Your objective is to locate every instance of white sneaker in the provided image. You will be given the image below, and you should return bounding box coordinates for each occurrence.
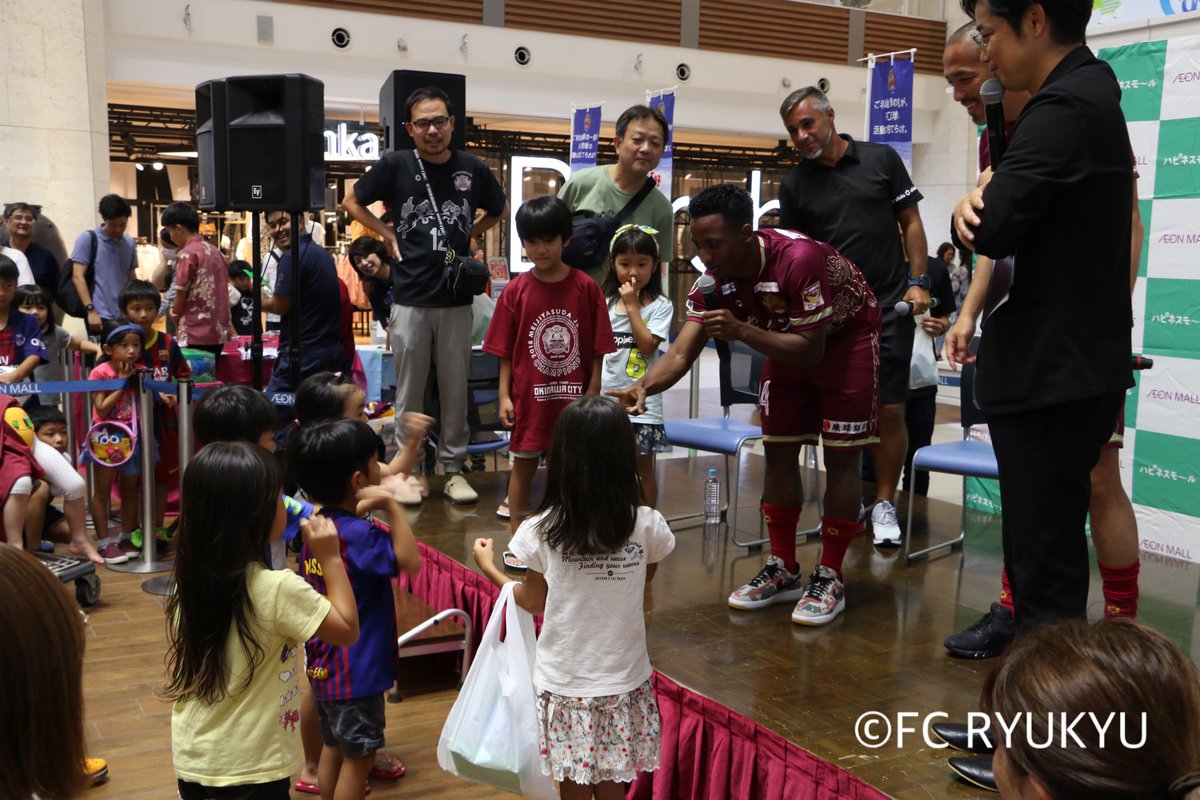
[442,474,478,504]
[871,500,902,546]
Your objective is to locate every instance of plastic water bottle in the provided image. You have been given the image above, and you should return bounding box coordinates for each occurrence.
[704,468,721,525]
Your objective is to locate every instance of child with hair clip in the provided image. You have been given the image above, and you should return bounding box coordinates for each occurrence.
[15,284,100,409]
[85,318,147,564]
[474,396,675,800]
[291,418,421,800]
[600,224,674,508]
[166,442,359,800]
[288,371,432,507]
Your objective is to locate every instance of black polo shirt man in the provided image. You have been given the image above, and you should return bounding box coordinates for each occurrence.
[952,0,1133,628]
[777,86,931,546]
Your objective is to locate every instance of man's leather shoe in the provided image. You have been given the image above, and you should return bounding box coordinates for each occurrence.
[932,721,995,753]
[948,755,997,793]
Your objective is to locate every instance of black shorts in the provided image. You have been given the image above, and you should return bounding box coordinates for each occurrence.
[878,312,916,406]
[42,505,65,537]
[316,694,386,758]
[177,778,290,800]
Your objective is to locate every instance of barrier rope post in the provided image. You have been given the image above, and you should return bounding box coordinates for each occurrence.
[62,347,78,472]
[108,370,172,577]
[177,377,194,478]
[80,377,97,516]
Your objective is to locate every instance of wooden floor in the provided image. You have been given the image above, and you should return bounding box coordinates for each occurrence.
[76,388,1200,799]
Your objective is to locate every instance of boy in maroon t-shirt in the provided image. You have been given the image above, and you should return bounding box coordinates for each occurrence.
[483,197,615,557]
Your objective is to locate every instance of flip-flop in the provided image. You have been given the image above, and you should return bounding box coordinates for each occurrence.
[502,550,528,571]
[369,760,407,779]
[294,780,371,795]
[496,499,511,520]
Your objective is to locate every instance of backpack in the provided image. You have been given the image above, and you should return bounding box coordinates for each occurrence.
[561,178,656,271]
[57,230,96,318]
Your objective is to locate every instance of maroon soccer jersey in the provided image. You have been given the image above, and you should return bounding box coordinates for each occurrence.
[483,269,615,452]
[686,228,879,340]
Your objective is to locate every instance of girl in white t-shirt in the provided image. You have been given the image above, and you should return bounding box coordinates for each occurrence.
[474,395,675,799]
[600,225,674,508]
[165,442,359,800]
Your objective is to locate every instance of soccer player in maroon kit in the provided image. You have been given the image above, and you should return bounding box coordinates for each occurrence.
[609,184,882,625]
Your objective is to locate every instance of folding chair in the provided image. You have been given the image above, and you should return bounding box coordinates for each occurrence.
[465,347,508,468]
[904,358,998,564]
[664,340,820,548]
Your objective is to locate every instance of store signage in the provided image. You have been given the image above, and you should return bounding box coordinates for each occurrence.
[507,156,779,272]
[324,122,380,161]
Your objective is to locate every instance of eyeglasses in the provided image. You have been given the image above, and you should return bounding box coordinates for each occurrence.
[969,26,995,48]
[7,214,35,224]
[409,116,450,132]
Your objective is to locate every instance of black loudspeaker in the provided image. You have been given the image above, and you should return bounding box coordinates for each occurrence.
[379,70,466,153]
[224,74,325,210]
[196,79,229,210]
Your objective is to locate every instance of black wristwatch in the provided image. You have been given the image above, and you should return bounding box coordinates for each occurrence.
[85,303,95,312]
[907,275,930,289]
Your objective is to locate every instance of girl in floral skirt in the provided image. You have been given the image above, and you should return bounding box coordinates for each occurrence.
[474,395,675,798]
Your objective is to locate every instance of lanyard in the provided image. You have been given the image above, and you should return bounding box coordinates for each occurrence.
[413,152,458,262]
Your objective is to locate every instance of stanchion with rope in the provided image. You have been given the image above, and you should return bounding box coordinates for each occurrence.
[141,377,192,597]
[106,370,172,577]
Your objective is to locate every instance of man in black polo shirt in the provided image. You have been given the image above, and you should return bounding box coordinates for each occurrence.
[342,86,506,504]
[777,87,931,547]
[261,209,342,408]
[952,0,1133,630]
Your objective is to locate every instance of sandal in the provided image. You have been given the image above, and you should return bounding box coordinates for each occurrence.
[369,759,407,780]
[294,780,371,795]
[502,550,527,571]
[496,498,510,520]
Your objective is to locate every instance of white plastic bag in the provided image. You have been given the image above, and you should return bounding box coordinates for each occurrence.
[909,312,938,390]
[437,583,556,799]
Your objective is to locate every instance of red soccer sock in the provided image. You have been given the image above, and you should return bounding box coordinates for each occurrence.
[998,567,1015,612]
[1099,560,1140,618]
[817,516,863,579]
[762,502,802,574]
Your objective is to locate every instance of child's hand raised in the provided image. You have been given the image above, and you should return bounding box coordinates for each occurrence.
[619,277,640,309]
[355,485,396,515]
[401,412,435,441]
[301,515,341,562]
[472,537,496,568]
[113,359,137,379]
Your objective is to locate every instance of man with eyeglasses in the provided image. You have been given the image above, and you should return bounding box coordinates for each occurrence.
[342,86,506,505]
[951,0,1133,635]
[3,204,55,295]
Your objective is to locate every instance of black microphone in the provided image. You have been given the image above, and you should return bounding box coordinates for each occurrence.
[981,78,1007,169]
[695,273,719,312]
[894,297,940,316]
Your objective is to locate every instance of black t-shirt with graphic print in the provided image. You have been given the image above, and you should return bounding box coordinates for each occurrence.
[353,149,506,308]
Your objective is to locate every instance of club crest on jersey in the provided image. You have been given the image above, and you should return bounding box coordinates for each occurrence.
[802,282,824,311]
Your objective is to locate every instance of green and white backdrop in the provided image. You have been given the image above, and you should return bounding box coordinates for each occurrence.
[966,35,1200,564]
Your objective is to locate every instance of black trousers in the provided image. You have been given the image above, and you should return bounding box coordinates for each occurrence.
[986,392,1123,628]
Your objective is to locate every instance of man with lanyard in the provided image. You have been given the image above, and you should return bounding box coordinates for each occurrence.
[609,184,882,626]
[342,87,506,504]
[777,86,931,549]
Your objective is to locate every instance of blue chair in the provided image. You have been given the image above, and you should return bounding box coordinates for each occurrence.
[465,347,508,467]
[664,340,820,548]
[904,358,998,564]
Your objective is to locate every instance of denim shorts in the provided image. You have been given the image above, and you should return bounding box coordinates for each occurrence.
[316,694,386,758]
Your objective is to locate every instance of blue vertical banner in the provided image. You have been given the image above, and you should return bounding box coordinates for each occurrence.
[646,88,675,198]
[570,104,602,171]
[867,55,914,174]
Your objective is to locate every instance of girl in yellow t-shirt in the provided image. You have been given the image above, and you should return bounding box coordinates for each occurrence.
[165,442,359,799]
